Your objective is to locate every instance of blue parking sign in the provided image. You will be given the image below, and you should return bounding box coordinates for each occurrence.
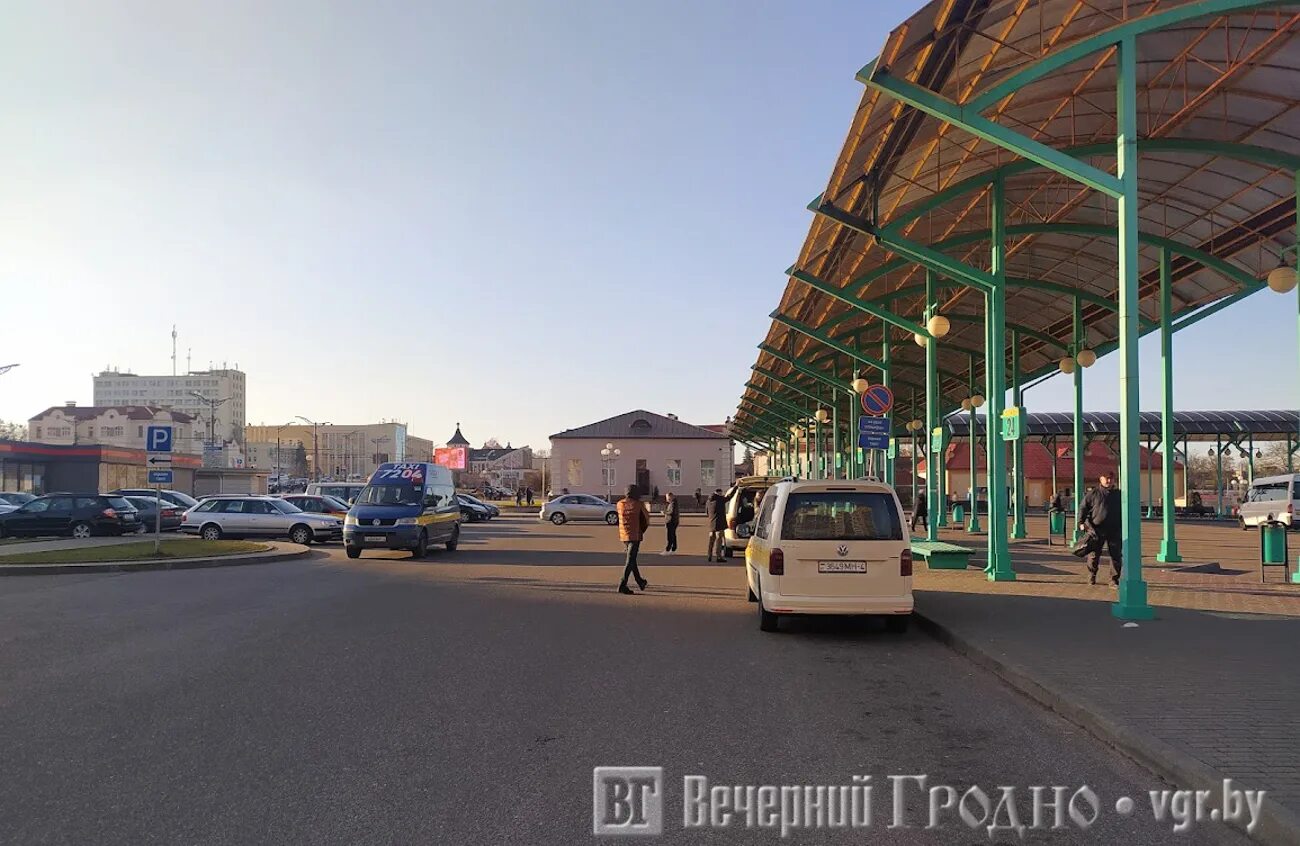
[857,416,891,450]
[146,426,173,453]
[148,469,174,485]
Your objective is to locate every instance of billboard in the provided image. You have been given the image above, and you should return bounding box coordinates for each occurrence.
[434,446,467,471]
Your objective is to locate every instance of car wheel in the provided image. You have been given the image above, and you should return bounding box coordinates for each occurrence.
[756,575,778,632]
[289,525,314,546]
[551,512,567,526]
[604,512,618,526]
[446,525,460,552]
[345,545,362,559]
[747,583,758,603]
[412,529,428,558]
[885,614,911,634]
[1240,517,1248,531]
[71,522,93,540]
[200,524,223,541]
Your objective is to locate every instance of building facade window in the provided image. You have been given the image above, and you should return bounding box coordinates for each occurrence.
[567,459,583,488]
[700,459,716,488]
[666,459,682,487]
[601,465,616,488]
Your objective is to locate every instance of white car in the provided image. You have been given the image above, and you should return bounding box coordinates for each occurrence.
[744,479,913,633]
[539,494,618,526]
[1239,473,1300,529]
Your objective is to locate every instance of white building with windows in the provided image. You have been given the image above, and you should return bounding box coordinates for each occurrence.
[548,410,732,500]
[28,403,200,454]
[93,368,246,446]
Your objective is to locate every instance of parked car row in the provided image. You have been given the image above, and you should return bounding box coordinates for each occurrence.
[0,494,144,538]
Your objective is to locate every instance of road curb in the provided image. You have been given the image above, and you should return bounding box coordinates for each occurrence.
[914,609,1300,846]
[0,543,312,576]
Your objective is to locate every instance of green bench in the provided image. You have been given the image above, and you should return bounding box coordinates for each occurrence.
[910,540,974,570]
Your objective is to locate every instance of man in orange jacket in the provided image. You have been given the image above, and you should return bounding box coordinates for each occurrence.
[616,485,650,595]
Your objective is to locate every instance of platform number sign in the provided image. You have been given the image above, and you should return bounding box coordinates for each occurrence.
[146,425,173,453]
[1001,407,1023,441]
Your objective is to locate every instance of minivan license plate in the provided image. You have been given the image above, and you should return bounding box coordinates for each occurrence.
[364,535,386,542]
[819,561,867,573]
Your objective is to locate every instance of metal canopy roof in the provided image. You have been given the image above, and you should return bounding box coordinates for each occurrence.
[736,0,1300,437]
[945,409,1300,440]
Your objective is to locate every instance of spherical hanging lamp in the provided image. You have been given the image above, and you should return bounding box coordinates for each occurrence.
[926,315,951,338]
[1075,348,1098,368]
[913,333,927,347]
[851,377,870,394]
[1266,266,1298,294]
[1059,357,1076,374]
[970,395,986,408]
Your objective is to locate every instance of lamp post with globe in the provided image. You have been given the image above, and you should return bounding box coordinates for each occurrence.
[962,394,985,533]
[600,443,621,502]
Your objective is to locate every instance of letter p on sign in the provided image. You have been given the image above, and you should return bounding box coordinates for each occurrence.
[146,425,173,453]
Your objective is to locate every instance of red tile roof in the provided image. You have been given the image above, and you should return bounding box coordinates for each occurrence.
[30,405,195,423]
[919,441,1179,478]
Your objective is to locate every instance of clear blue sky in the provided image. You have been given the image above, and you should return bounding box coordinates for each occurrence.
[1,1,1294,452]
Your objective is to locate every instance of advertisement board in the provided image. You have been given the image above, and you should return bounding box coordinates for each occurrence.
[434,446,467,471]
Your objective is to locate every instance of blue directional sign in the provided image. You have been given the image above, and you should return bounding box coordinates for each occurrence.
[148,469,174,485]
[146,425,173,453]
[857,416,892,450]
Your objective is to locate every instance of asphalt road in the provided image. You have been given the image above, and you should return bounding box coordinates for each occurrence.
[0,515,1249,844]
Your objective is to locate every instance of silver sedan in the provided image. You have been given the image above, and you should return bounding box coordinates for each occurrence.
[180,495,343,544]
[539,494,618,526]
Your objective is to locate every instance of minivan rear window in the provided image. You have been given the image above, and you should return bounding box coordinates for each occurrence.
[781,492,902,541]
[106,497,134,510]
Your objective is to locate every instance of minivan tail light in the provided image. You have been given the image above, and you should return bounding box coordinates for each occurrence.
[900,547,913,577]
[769,548,784,576]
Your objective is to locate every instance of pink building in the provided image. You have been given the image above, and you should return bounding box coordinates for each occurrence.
[549,410,732,501]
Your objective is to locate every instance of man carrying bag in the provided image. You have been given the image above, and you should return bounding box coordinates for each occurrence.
[616,485,650,595]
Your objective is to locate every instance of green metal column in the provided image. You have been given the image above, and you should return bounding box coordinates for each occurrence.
[882,333,895,487]
[985,175,1014,580]
[909,388,919,514]
[814,410,823,480]
[1011,329,1027,538]
[1157,246,1181,562]
[1072,298,1086,544]
[1248,434,1256,485]
[925,272,944,537]
[832,403,840,480]
[1215,437,1224,518]
[967,352,981,534]
[1112,35,1153,620]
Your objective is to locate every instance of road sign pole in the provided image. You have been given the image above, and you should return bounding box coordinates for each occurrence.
[154,480,162,555]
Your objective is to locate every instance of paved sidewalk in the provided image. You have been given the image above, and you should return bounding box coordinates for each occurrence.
[914,588,1300,844]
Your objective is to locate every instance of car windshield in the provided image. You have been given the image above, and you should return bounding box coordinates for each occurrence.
[781,491,903,541]
[357,482,424,506]
[270,500,302,514]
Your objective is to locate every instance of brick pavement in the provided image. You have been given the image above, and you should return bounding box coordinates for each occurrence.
[911,515,1300,842]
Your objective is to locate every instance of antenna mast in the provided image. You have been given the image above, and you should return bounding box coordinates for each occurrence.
[171,325,177,375]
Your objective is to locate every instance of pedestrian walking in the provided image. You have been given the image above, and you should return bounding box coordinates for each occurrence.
[526,487,534,507]
[662,492,679,554]
[694,489,703,509]
[705,488,727,562]
[909,493,928,532]
[1078,472,1123,586]
[515,488,523,506]
[616,485,649,594]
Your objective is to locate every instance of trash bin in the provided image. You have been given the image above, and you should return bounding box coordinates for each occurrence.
[951,504,965,524]
[1049,510,1065,535]
[1261,521,1288,564]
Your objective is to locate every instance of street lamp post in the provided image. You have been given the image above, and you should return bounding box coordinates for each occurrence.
[370,436,390,472]
[600,442,621,501]
[190,391,230,467]
[295,416,333,482]
[962,394,986,533]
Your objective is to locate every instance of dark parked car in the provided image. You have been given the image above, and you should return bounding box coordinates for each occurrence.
[123,496,183,532]
[0,492,36,507]
[280,494,351,521]
[0,494,141,539]
[110,488,199,511]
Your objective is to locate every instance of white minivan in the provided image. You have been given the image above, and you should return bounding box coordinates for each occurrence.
[744,479,913,633]
[1239,474,1300,529]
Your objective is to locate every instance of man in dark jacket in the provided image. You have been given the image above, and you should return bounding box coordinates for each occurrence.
[705,489,727,562]
[662,492,680,554]
[1078,473,1123,585]
[910,493,928,533]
